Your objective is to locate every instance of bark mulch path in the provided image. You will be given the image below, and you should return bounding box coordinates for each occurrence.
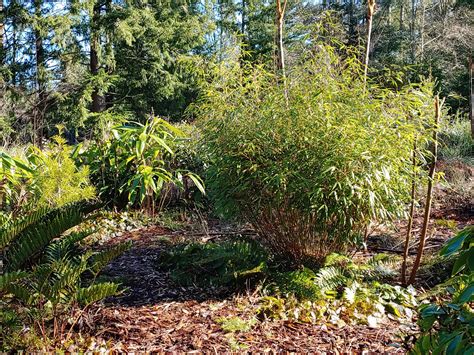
[77,164,472,352]
[83,226,410,353]
[87,301,407,352]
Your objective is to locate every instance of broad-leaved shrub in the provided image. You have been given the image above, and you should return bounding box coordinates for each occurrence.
[77,117,204,214]
[412,226,474,354]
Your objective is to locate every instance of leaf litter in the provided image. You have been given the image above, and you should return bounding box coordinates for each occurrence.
[77,182,470,352]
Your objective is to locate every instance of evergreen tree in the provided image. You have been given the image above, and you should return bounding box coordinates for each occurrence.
[111,0,212,119]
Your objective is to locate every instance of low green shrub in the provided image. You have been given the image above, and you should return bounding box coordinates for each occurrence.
[269,253,400,300]
[0,136,95,218]
[160,238,414,328]
[77,117,204,214]
[0,202,131,350]
[254,252,414,327]
[159,238,268,287]
[412,226,474,354]
[198,46,436,263]
[272,267,321,300]
[439,118,474,166]
[257,280,417,327]
[34,136,96,208]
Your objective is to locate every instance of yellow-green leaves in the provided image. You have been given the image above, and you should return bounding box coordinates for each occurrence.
[198,45,437,262]
[0,138,96,216]
[79,117,204,214]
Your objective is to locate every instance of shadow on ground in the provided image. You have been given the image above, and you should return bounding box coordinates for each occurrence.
[99,225,251,306]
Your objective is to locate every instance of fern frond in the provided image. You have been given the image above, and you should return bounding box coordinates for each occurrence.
[29,263,55,296]
[4,203,93,271]
[77,282,120,305]
[3,283,33,304]
[0,207,49,249]
[33,256,90,304]
[50,261,88,303]
[0,213,12,229]
[0,271,28,290]
[89,241,132,275]
[363,254,399,280]
[63,229,96,246]
[315,266,347,291]
[43,229,95,264]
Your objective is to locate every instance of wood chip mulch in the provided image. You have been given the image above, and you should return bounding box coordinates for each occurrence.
[86,301,407,353]
[81,177,473,352]
[80,226,410,353]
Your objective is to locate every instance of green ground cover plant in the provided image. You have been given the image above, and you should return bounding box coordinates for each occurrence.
[411,226,474,354]
[159,238,417,328]
[0,202,131,350]
[159,238,268,287]
[258,254,416,327]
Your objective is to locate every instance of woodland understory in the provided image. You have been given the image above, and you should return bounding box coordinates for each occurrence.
[1,0,473,352]
[47,165,474,352]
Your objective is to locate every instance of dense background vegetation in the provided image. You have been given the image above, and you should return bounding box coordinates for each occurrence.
[0,0,473,352]
[0,0,472,144]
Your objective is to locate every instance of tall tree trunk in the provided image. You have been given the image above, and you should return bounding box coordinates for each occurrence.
[11,0,17,86]
[420,0,425,60]
[407,96,440,285]
[275,0,288,103]
[399,1,404,31]
[104,0,114,110]
[218,0,224,62]
[241,0,245,38]
[348,0,357,45]
[0,0,4,66]
[239,0,248,65]
[387,2,391,26]
[470,57,474,138]
[34,0,46,146]
[401,141,417,285]
[364,0,375,83]
[275,0,286,73]
[90,1,105,113]
[410,0,416,63]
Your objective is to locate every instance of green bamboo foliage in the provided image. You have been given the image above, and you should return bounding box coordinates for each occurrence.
[198,46,437,263]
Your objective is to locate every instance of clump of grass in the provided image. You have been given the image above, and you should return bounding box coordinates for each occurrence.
[434,218,458,231]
